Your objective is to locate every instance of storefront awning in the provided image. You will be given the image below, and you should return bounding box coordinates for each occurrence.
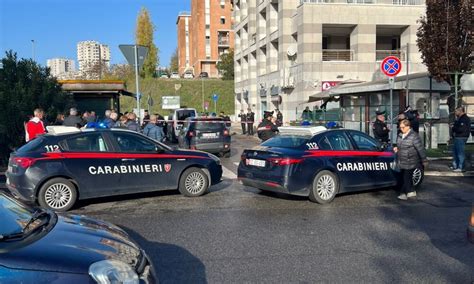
[308,72,451,102]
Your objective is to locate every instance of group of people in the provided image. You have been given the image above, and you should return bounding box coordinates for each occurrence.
[238,108,283,141]
[25,107,169,143]
[373,105,471,200]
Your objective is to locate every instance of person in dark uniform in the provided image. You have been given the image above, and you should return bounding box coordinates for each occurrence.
[238,109,247,135]
[275,109,283,127]
[372,110,390,143]
[257,111,278,142]
[246,108,255,136]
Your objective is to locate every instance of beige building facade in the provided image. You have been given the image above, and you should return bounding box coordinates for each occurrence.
[234,0,427,123]
[177,0,235,78]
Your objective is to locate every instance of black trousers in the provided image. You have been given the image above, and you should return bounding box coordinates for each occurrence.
[247,123,254,135]
[400,168,415,194]
[241,123,246,134]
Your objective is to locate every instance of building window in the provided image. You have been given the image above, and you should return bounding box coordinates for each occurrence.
[220,17,226,25]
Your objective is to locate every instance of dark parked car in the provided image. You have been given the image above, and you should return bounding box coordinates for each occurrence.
[6,127,222,211]
[198,72,209,78]
[0,192,156,283]
[177,117,231,157]
[238,126,424,204]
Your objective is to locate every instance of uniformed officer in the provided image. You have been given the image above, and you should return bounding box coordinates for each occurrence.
[246,108,255,136]
[372,110,390,143]
[238,109,247,134]
[257,111,278,142]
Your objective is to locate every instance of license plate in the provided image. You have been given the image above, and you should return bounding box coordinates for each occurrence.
[202,133,218,138]
[247,159,266,167]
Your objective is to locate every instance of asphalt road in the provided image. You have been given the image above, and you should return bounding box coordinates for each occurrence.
[61,134,474,283]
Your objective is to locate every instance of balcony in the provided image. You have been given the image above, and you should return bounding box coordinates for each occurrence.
[376,50,406,61]
[218,37,230,46]
[299,0,424,5]
[322,49,354,61]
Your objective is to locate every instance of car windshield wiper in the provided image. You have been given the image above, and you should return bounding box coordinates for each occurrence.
[22,208,50,234]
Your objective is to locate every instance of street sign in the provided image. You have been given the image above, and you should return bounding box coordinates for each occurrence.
[162,96,180,109]
[119,45,149,68]
[147,95,154,107]
[380,56,402,77]
[212,94,219,102]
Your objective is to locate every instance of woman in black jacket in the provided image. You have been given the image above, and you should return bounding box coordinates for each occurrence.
[393,119,428,200]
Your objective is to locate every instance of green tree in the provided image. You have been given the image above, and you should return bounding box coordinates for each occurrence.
[217,49,234,80]
[0,51,72,164]
[169,48,179,72]
[417,0,472,83]
[136,7,159,78]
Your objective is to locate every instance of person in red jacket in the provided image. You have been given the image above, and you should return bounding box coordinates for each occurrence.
[25,108,46,142]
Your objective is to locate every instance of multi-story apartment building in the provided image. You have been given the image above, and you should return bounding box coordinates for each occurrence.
[77,40,110,76]
[46,58,75,78]
[234,0,427,123]
[177,0,234,78]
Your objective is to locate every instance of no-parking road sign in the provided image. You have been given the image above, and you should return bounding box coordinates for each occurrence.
[380,56,402,77]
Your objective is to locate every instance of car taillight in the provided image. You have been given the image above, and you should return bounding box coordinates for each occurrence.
[241,154,246,161]
[268,158,303,166]
[12,157,37,169]
[223,129,229,136]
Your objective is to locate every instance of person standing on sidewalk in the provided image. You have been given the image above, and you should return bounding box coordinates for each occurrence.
[373,110,390,144]
[238,109,247,135]
[393,119,428,200]
[451,107,471,172]
[25,108,46,142]
[246,108,255,136]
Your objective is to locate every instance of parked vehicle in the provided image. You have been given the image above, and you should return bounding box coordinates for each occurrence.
[183,71,194,79]
[198,72,209,78]
[166,108,198,142]
[170,72,180,79]
[178,117,231,157]
[0,191,157,282]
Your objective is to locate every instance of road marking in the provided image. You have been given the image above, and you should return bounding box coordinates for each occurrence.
[222,165,237,179]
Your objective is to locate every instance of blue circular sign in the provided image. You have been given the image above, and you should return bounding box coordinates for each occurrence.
[381,56,402,77]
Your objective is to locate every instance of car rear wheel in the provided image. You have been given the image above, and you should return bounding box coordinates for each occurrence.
[38,178,77,212]
[309,170,339,204]
[179,167,209,197]
[412,167,424,188]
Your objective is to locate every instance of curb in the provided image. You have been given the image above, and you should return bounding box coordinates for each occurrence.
[424,170,474,177]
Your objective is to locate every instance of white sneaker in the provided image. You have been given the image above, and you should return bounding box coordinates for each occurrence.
[398,194,408,200]
[407,191,417,198]
[453,168,463,172]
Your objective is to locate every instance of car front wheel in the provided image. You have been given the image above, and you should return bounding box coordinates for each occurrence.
[179,167,209,197]
[309,170,339,204]
[38,178,77,212]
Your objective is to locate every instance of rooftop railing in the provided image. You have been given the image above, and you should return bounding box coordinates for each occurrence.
[300,0,424,5]
[322,49,354,61]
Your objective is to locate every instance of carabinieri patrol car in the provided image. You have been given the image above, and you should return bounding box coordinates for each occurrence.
[6,126,223,211]
[238,126,423,204]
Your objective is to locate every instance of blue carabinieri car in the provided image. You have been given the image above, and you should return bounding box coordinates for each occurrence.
[238,126,423,203]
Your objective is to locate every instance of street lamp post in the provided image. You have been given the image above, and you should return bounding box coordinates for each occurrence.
[31,40,35,62]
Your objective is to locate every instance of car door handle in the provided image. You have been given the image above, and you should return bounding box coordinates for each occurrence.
[121,158,136,161]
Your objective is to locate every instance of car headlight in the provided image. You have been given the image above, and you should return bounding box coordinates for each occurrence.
[89,260,139,284]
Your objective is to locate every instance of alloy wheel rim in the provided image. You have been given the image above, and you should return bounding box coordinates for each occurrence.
[185,172,205,194]
[316,175,335,200]
[412,168,422,186]
[45,183,72,209]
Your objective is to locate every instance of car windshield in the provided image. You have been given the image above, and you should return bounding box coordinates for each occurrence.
[261,135,311,149]
[0,194,34,236]
[177,110,196,121]
[194,120,224,131]
[16,137,44,153]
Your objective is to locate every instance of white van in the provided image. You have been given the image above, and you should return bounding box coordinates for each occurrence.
[167,108,197,142]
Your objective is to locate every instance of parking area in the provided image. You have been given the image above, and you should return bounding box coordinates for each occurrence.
[1,132,473,282]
